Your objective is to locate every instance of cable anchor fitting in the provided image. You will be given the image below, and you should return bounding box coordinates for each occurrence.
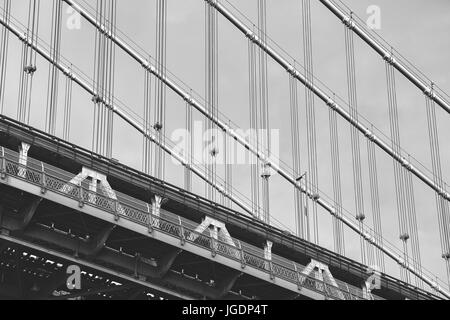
[400,233,410,242]
[154,122,163,132]
[92,94,103,104]
[24,65,37,75]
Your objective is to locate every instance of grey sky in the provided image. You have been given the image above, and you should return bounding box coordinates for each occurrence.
[1,0,450,289]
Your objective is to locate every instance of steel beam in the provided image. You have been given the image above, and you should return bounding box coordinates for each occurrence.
[49,283,135,300]
[161,271,243,300]
[87,225,116,257]
[0,234,195,300]
[0,197,41,231]
[215,272,243,299]
[156,249,182,277]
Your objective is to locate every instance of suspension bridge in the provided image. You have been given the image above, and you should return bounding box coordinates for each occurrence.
[0,0,449,300]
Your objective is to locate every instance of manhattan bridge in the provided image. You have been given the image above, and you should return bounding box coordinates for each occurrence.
[0,0,449,300]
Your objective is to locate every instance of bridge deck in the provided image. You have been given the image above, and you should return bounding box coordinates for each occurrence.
[0,115,439,300]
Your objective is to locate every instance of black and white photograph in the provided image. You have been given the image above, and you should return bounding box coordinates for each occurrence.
[0,0,449,307]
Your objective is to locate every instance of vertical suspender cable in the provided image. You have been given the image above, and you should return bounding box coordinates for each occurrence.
[107,0,117,159]
[0,0,11,114]
[344,17,369,265]
[425,86,450,289]
[224,120,233,207]
[367,133,385,273]
[248,35,260,219]
[385,57,412,284]
[184,96,193,191]
[93,0,116,158]
[257,0,271,225]
[289,73,305,239]
[62,65,73,140]
[329,96,345,255]
[143,57,153,175]
[302,0,319,244]
[205,0,219,202]
[45,0,62,135]
[405,155,422,288]
[154,0,167,181]
[18,0,40,125]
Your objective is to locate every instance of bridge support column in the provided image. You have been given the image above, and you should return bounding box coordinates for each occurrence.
[362,266,380,300]
[60,167,124,220]
[188,217,238,259]
[151,195,163,229]
[18,142,30,178]
[264,240,274,279]
[0,147,6,179]
[362,283,374,300]
[300,259,345,300]
[210,225,219,257]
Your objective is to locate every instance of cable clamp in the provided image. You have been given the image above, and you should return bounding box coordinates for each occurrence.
[246,31,257,43]
[92,94,103,104]
[326,98,337,110]
[184,95,194,105]
[24,65,37,74]
[383,53,396,65]
[342,16,355,29]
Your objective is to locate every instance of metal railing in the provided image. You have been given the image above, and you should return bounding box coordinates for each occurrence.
[0,146,380,300]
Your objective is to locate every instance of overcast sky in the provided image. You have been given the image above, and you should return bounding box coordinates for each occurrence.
[1,0,450,291]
